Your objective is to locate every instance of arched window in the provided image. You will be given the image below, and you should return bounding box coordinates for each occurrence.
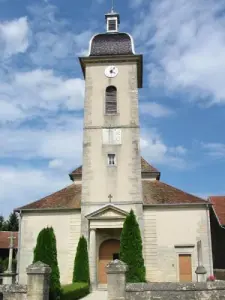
[105,86,117,114]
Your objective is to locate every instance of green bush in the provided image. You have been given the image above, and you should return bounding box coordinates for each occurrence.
[33,227,61,300]
[119,209,146,283]
[73,236,90,283]
[61,282,89,300]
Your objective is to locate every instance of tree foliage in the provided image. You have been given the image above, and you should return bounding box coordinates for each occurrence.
[0,212,19,231]
[33,227,61,300]
[73,236,90,283]
[7,212,19,231]
[119,209,146,283]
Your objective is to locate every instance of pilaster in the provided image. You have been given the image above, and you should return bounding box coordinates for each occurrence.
[89,228,97,290]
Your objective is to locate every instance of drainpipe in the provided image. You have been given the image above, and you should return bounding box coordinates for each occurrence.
[16,210,22,283]
[206,205,213,275]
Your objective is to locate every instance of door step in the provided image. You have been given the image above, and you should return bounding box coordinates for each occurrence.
[98,284,107,291]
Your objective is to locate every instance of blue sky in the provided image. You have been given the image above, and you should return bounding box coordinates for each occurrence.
[1,0,225,216]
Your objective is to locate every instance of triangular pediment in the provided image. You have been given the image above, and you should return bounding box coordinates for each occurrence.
[86,204,128,220]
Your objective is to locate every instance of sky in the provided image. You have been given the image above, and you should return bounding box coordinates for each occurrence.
[1,0,225,216]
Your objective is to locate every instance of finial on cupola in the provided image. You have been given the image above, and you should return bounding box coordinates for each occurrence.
[105,0,120,33]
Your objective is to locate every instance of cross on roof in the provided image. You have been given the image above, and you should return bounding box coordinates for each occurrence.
[8,232,16,249]
[108,194,113,203]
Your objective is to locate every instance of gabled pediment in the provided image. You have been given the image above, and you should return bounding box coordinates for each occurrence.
[86,204,128,220]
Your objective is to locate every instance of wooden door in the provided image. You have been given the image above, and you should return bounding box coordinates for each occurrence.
[98,239,120,284]
[179,254,192,282]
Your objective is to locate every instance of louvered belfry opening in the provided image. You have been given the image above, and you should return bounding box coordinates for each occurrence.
[105,86,117,114]
[108,19,117,31]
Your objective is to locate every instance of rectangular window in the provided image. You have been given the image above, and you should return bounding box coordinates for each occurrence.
[108,154,116,166]
[108,19,117,32]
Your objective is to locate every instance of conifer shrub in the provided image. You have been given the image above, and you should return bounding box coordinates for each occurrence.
[119,209,146,283]
[33,227,61,300]
[73,236,90,283]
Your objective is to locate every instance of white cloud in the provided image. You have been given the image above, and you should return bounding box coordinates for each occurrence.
[0,118,83,164]
[140,128,187,169]
[0,17,30,58]
[140,102,174,118]
[133,0,225,105]
[0,166,70,216]
[0,100,24,123]
[202,142,225,158]
[130,0,144,8]
[27,3,93,67]
[48,159,64,169]
[0,69,85,123]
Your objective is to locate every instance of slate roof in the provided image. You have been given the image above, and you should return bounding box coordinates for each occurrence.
[89,33,134,56]
[69,157,160,179]
[209,196,225,226]
[17,179,206,211]
[0,232,18,249]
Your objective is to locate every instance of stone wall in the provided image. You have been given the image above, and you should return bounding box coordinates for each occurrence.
[0,284,27,300]
[0,262,51,300]
[126,282,225,300]
[106,260,225,300]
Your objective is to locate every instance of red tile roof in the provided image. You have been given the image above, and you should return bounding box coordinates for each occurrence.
[209,196,225,226]
[141,157,159,173]
[0,232,18,249]
[16,184,81,210]
[17,180,206,211]
[143,181,206,205]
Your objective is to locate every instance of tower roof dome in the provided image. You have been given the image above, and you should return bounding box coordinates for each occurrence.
[89,32,135,56]
[88,8,135,57]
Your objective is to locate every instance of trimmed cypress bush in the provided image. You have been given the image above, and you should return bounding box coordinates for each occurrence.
[73,236,90,283]
[33,227,61,300]
[119,209,146,283]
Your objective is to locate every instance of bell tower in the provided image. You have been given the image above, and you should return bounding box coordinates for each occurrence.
[79,9,143,238]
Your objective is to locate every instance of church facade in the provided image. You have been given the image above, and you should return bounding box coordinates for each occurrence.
[15,10,213,288]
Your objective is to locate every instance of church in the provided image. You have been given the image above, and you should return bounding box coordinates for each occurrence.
[15,8,213,288]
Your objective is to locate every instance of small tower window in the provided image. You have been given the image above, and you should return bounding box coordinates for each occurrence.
[105,10,120,33]
[105,86,117,114]
[107,17,118,32]
[108,154,116,166]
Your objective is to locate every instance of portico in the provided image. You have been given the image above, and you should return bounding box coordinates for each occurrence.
[86,205,128,289]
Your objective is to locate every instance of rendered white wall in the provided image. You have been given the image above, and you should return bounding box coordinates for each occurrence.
[18,210,81,285]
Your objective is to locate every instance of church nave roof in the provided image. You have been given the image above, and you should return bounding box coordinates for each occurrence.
[16,176,206,211]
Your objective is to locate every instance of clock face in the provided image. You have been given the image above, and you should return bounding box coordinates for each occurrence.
[105,66,118,78]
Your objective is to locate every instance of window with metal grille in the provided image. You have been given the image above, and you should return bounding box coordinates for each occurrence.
[108,19,117,32]
[105,86,117,114]
[108,154,116,166]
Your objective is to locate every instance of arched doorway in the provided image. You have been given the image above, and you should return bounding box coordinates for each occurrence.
[98,239,120,284]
